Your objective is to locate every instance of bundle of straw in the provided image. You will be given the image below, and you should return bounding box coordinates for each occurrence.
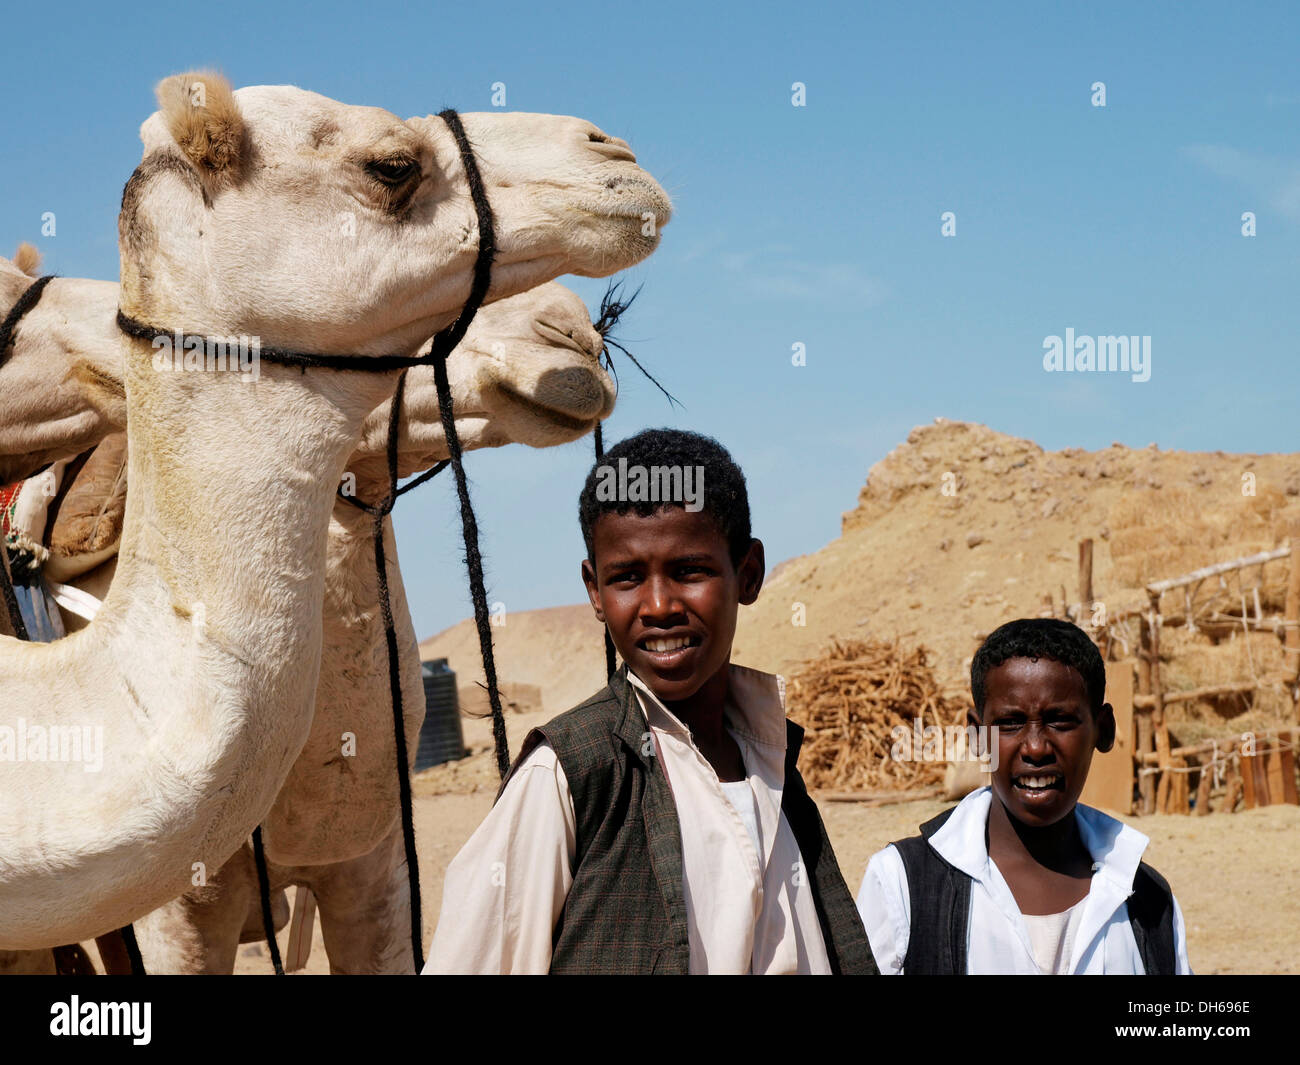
[787,638,967,791]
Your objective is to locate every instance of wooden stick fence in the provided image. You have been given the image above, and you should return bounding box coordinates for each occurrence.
[1049,534,1300,814]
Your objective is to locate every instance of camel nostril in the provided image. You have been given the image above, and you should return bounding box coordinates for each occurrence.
[586,131,637,164]
[534,319,602,360]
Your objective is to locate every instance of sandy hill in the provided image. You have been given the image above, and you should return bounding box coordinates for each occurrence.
[419,603,608,716]
[423,418,1300,720]
[734,418,1300,691]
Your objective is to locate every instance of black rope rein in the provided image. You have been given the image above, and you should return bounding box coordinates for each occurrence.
[250,826,285,975]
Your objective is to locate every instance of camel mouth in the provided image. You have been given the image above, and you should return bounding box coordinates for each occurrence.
[591,176,673,227]
[493,380,601,434]
[595,204,672,226]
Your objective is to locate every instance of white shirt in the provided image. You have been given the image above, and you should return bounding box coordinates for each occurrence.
[856,787,1193,975]
[1023,901,1085,974]
[720,779,761,854]
[423,664,831,974]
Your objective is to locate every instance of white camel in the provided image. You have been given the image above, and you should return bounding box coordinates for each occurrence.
[0,70,668,949]
[83,283,613,973]
[1,255,616,973]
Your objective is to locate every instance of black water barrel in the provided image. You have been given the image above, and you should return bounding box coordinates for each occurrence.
[415,658,464,771]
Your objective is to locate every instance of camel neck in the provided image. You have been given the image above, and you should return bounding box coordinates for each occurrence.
[109,334,396,660]
[261,500,418,864]
[0,332,400,949]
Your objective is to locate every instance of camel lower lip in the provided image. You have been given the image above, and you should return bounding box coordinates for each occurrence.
[493,382,595,433]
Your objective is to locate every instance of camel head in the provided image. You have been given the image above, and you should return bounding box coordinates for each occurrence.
[0,252,124,484]
[119,72,672,358]
[347,281,616,485]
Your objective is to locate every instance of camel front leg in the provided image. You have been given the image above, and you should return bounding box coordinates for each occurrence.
[120,844,261,975]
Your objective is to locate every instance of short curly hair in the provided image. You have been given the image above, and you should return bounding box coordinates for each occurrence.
[971,617,1105,717]
[578,428,752,566]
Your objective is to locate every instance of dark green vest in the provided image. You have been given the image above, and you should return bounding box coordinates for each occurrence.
[500,667,878,975]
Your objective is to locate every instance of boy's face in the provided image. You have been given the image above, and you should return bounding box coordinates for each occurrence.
[968,656,1115,828]
[582,506,763,704]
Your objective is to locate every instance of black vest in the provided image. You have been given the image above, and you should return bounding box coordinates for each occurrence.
[891,806,1176,974]
[499,667,877,975]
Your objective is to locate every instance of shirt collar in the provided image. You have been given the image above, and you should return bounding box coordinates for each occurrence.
[625,663,789,751]
[930,786,1151,890]
[928,787,994,881]
[1074,800,1150,895]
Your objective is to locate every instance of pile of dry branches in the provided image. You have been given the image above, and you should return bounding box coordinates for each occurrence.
[786,638,967,791]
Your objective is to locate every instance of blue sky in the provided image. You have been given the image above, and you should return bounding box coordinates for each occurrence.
[2,1,1297,638]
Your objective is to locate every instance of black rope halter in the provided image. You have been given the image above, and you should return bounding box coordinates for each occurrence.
[111,108,508,974]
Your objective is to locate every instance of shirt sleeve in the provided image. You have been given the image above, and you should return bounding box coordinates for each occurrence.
[855,845,911,976]
[1171,892,1193,976]
[422,741,577,974]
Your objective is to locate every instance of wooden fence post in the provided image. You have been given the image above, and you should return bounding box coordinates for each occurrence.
[1078,538,1094,624]
[1195,763,1212,816]
[1148,592,1171,811]
[1285,525,1300,721]
[1137,613,1155,814]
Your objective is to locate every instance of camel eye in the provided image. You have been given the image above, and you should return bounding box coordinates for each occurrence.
[365,158,419,185]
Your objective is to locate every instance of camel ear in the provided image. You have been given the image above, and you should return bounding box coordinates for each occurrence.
[155,71,245,180]
[12,242,41,277]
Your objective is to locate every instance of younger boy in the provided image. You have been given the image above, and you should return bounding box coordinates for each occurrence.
[857,618,1192,974]
[424,428,874,974]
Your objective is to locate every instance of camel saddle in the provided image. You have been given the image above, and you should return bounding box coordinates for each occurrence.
[1,433,127,633]
[2,433,126,577]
